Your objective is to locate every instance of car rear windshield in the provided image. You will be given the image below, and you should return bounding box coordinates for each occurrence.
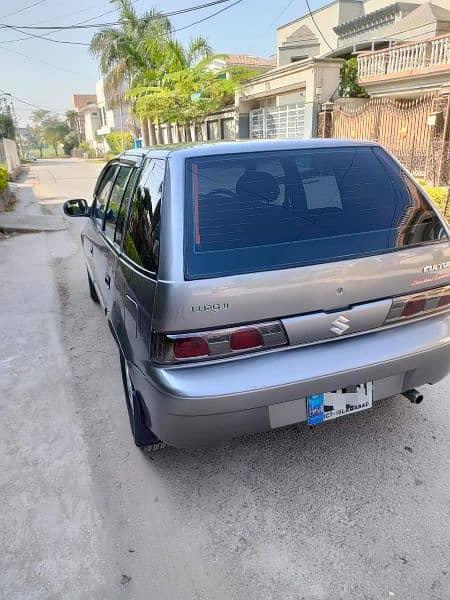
[184,146,447,280]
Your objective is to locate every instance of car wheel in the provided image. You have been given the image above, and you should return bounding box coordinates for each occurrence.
[119,352,167,451]
[87,270,99,303]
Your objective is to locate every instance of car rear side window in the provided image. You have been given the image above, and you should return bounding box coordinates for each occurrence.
[123,158,165,272]
[184,146,447,279]
[114,169,138,247]
[103,165,133,241]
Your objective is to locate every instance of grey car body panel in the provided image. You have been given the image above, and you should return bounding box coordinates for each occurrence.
[144,312,450,410]
[153,244,450,333]
[127,312,450,446]
[282,298,392,345]
[77,139,450,447]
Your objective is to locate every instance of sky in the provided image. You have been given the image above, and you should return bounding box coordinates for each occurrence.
[0,0,330,125]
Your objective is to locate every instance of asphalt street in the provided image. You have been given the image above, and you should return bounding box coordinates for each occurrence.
[1,159,449,600]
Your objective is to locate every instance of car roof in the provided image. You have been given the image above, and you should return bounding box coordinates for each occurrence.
[120,138,379,162]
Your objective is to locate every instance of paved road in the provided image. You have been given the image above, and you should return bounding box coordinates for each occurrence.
[1,159,450,600]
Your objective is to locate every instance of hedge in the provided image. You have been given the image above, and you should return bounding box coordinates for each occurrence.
[0,164,8,194]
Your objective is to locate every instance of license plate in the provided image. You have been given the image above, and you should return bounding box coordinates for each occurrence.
[307,382,373,425]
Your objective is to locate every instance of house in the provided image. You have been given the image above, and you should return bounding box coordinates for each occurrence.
[95,79,130,141]
[77,102,101,150]
[208,54,276,75]
[72,94,97,140]
[236,0,450,139]
[356,3,450,97]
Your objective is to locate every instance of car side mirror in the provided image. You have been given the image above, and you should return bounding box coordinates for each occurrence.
[63,198,90,217]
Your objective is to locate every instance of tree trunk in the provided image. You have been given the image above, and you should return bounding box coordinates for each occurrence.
[140,117,149,146]
[156,122,164,145]
[176,124,183,143]
[39,145,43,158]
[166,123,173,144]
[148,119,157,146]
[54,143,58,156]
[184,125,192,142]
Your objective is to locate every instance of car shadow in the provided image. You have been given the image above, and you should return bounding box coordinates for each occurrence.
[144,393,429,492]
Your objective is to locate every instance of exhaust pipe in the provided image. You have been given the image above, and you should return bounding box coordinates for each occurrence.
[404,389,424,404]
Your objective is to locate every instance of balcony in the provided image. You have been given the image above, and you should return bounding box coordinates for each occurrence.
[357,34,450,94]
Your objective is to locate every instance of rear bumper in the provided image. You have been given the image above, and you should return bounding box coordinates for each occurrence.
[129,314,450,447]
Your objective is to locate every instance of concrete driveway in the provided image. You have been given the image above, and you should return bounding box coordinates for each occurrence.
[1,159,449,600]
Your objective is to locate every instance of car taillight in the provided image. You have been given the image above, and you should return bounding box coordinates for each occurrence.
[402,297,426,317]
[173,337,209,359]
[230,328,263,350]
[386,284,450,324]
[438,292,450,307]
[152,321,287,364]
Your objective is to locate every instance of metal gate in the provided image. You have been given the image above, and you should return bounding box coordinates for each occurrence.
[250,103,305,139]
[331,95,437,176]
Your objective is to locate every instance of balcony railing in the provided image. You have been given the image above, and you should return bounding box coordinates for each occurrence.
[358,34,450,80]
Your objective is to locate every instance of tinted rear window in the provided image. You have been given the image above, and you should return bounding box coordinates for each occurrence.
[184,146,447,279]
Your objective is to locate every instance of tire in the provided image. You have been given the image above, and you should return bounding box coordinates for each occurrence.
[87,270,99,303]
[119,352,167,451]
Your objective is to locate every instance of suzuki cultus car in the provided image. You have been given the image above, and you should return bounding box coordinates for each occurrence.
[64,140,450,450]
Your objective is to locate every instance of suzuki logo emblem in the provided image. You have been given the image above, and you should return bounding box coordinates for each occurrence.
[330,315,350,336]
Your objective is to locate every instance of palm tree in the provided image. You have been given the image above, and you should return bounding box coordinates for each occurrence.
[131,41,255,143]
[131,36,213,142]
[89,0,172,145]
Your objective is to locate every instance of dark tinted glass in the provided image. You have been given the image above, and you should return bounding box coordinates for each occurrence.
[123,159,165,272]
[104,165,133,240]
[184,146,447,279]
[94,164,118,226]
[115,169,138,246]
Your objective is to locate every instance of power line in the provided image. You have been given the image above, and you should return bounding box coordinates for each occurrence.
[264,0,295,32]
[0,0,49,20]
[0,87,65,113]
[0,43,92,79]
[172,0,242,32]
[1,25,90,45]
[304,0,335,53]
[0,0,242,47]
[0,0,238,30]
[0,4,124,44]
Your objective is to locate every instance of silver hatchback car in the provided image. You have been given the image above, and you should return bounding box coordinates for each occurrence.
[64,139,450,450]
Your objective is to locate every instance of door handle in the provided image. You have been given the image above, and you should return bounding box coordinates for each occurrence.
[105,274,111,288]
[89,245,93,255]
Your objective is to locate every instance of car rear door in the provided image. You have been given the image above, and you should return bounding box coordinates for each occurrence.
[82,162,119,304]
[114,157,166,365]
[98,162,136,315]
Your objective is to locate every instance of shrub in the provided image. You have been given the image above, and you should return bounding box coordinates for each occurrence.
[0,164,8,194]
[105,132,133,154]
[339,57,368,98]
[416,178,426,186]
[63,132,78,156]
[424,186,449,215]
